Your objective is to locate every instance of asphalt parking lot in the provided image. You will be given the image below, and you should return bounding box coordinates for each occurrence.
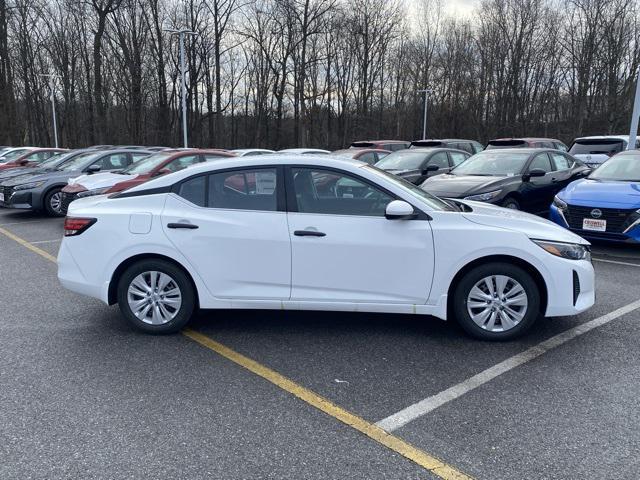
[1,208,640,480]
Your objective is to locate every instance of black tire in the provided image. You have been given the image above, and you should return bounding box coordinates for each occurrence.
[501,197,520,210]
[43,187,64,217]
[116,259,196,334]
[452,262,541,341]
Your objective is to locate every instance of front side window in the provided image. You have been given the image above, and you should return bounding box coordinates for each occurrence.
[98,153,130,170]
[209,168,278,211]
[551,152,571,170]
[529,153,553,173]
[291,167,393,217]
[357,152,376,165]
[428,152,450,169]
[449,151,469,166]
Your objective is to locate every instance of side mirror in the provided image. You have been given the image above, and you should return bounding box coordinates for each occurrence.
[20,159,29,165]
[154,168,171,177]
[385,200,416,220]
[523,168,546,181]
[422,164,439,175]
[86,164,101,174]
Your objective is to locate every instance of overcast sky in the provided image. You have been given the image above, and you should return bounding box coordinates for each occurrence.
[442,0,478,16]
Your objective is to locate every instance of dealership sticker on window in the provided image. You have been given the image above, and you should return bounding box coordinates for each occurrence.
[255,172,276,194]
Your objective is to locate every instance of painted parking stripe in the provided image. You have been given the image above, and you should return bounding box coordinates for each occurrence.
[593,257,640,268]
[376,298,640,432]
[184,329,472,480]
[0,224,472,480]
[30,239,62,245]
[0,226,58,263]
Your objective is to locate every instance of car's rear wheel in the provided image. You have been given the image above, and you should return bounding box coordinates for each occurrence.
[44,188,64,217]
[452,262,540,340]
[117,259,196,333]
[501,197,520,210]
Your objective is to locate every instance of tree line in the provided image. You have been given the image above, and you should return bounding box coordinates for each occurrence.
[1,0,639,149]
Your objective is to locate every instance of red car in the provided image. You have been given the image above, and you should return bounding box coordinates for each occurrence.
[0,148,68,171]
[349,140,410,151]
[486,137,568,151]
[331,148,391,165]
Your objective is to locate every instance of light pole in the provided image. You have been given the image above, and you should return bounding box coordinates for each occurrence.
[38,73,61,148]
[165,27,199,148]
[417,89,432,140]
[628,67,640,151]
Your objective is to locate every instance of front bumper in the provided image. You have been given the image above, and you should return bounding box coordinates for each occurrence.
[0,187,35,209]
[544,257,595,317]
[550,205,640,244]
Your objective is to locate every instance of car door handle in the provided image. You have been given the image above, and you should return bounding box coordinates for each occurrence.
[294,230,326,237]
[167,222,199,229]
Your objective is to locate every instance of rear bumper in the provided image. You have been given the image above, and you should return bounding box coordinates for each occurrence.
[57,240,109,303]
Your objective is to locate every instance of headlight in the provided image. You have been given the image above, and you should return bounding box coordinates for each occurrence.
[13,181,45,191]
[532,239,591,261]
[464,190,502,202]
[76,187,110,198]
[553,195,567,210]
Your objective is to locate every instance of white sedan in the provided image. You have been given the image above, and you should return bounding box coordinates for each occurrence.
[58,155,595,340]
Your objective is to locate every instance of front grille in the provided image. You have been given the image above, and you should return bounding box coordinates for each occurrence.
[564,205,636,233]
[572,271,580,306]
[60,192,78,214]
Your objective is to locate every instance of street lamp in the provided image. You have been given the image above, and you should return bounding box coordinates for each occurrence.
[38,73,61,148]
[417,88,432,140]
[628,67,640,151]
[164,27,199,148]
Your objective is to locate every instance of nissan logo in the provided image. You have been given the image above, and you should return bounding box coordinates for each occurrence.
[591,209,602,219]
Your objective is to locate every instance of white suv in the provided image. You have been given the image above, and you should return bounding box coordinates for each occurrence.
[569,135,639,167]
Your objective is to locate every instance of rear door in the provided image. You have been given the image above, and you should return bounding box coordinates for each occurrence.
[521,152,555,212]
[162,166,291,300]
[286,166,434,303]
[549,151,577,189]
[424,151,451,179]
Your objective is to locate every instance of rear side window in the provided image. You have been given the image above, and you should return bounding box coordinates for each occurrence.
[165,155,200,172]
[209,168,277,211]
[357,152,377,165]
[98,153,129,170]
[471,141,484,153]
[178,176,206,206]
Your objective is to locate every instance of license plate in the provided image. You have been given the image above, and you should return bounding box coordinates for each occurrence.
[583,218,606,232]
[0,192,4,203]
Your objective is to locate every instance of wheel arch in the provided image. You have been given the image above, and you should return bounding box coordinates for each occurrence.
[108,253,200,308]
[447,254,548,316]
[40,183,66,209]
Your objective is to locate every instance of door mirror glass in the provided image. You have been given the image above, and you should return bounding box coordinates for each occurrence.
[155,168,172,176]
[423,164,439,174]
[86,164,101,174]
[385,200,416,220]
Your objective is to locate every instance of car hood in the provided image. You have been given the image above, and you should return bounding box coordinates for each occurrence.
[559,178,640,209]
[458,200,589,245]
[422,174,513,197]
[68,171,135,190]
[2,169,79,187]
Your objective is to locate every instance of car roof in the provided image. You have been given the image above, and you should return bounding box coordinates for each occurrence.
[573,135,630,141]
[478,147,554,154]
[278,148,330,153]
[490,137,563,142]
[122,154,367,193]
[387,147,468,154]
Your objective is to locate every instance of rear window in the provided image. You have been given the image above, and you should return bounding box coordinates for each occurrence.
[485,140,527,149]
[568,139,625,156]
[411,140,443,148]
[350,142,375,149]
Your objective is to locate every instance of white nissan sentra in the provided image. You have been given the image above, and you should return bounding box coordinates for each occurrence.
[58,155,595,340]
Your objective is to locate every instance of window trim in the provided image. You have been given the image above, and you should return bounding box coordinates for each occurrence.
[283,164,430,220]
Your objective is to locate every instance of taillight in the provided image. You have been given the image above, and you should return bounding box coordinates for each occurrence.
[63,217,97,237]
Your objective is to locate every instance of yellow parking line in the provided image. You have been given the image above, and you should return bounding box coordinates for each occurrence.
[183,329,472,480]
[0,226,58,263]
[1,222,472,479]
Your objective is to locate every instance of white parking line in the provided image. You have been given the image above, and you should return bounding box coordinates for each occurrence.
[376,298,640,433]
[593,257,640,268]
[0,220,50,227]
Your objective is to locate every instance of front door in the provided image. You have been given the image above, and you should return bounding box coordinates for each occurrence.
[523,152,555,213]
[161,166,291,300]
[286,166,434,303]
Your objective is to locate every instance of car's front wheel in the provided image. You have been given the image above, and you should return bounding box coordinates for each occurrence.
[452,262,540,340]
[501,197,520,210]
[117,259,196,333]
[43,188,64,217]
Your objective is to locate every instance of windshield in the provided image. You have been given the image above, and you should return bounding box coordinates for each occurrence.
[569,139,625,156]
[589,153,640,181]
[375,152,427,170]
[0,149,30,162]
[451,152,530,176]
[58,151,103,171]
[122,152,172,174]
[363,165,456,212]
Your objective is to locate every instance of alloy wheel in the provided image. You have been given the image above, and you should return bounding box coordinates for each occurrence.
[127,271,183,325]
[466,275,528,332]
[49,191,62,213]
